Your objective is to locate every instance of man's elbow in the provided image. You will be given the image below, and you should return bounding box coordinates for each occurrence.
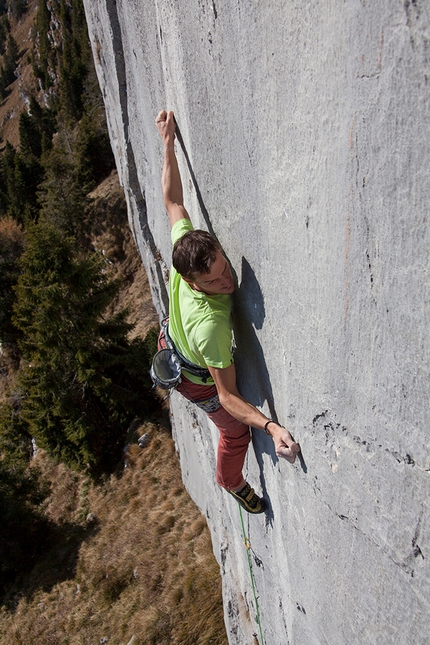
[164,197,176,212]
[218,389,235,411]
[218,391,228,409]
[166,202,189,224]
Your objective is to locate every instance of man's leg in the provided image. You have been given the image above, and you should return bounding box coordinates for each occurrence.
[177,377,250,490]
[205,405,251,490]
[206,406,266,513]
[177,376,266,514]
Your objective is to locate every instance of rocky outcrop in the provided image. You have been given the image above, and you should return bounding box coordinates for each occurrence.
[83,2,430,643]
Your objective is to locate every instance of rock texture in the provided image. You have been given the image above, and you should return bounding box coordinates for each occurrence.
[83,2,430,643]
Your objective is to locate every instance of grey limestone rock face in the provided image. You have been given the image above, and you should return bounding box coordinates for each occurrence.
[83,1,430,643]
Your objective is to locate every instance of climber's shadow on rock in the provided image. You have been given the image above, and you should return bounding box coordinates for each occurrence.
[174,120,216,240]
[233,258,306,514]
[233,257,276,421]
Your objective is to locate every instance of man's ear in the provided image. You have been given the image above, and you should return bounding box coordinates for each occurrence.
[181,275,200,291]
[182,276,194,286]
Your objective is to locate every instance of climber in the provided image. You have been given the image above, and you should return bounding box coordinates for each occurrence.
[155,109,300,514]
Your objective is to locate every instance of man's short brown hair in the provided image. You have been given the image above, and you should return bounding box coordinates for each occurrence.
[172,229,221,279]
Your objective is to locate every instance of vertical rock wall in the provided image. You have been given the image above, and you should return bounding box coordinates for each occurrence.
[83,1,430,643]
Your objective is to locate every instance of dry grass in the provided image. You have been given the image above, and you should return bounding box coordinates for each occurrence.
[0,421,227,644]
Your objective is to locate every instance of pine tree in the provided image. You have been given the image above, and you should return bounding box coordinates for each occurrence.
[12,221,157,477]
[13,149,44,221]
[75,109,115,189]
[0,99,55,222]
[58,0,90,122]
[19,98,55,159]
[0,15,10,55]
[0,216,24,344]
[7,0,27,20]
[1,142,19,221]
[33,0,51,89]
[38,134,88,237]
[0,34,19,97]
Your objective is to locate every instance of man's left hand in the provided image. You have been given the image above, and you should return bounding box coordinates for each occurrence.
[269,423,301,463]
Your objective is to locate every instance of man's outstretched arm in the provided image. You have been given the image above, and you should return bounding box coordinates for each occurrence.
[155,110,190,228]
[208,363,301,463]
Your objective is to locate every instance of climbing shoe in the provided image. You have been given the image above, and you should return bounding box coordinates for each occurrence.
[228,483,267,514]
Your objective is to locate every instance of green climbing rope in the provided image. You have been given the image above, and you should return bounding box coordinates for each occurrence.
[238,504,265,645]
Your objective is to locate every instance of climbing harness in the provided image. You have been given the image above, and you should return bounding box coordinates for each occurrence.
[150,318,211,390]
[162,318,211,382]
[180,385,221,413]
[238,504,266,645]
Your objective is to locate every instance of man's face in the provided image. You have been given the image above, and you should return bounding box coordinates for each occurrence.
[184,250,235,295]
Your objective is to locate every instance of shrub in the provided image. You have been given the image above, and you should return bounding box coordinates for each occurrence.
[0,460,51,600]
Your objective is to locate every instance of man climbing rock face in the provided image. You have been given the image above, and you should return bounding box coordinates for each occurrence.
[155,109,300,514]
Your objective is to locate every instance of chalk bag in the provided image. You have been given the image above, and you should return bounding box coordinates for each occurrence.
[150,348,182,390]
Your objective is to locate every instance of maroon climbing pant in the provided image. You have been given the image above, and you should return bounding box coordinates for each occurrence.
[157,329,250,490]
[177,375,251,490]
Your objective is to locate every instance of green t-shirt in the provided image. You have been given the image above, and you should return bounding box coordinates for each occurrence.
[168,218,234,385]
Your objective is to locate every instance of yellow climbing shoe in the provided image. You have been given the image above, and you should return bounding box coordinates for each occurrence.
[228,483,267,514]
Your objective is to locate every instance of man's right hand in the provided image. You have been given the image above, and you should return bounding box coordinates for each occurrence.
[156,109,190,227]
[155,109,176,144]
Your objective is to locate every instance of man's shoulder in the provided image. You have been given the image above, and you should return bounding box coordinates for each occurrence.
[194,292,232,323]
[193,305,232,340]
[171,218,194,245]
